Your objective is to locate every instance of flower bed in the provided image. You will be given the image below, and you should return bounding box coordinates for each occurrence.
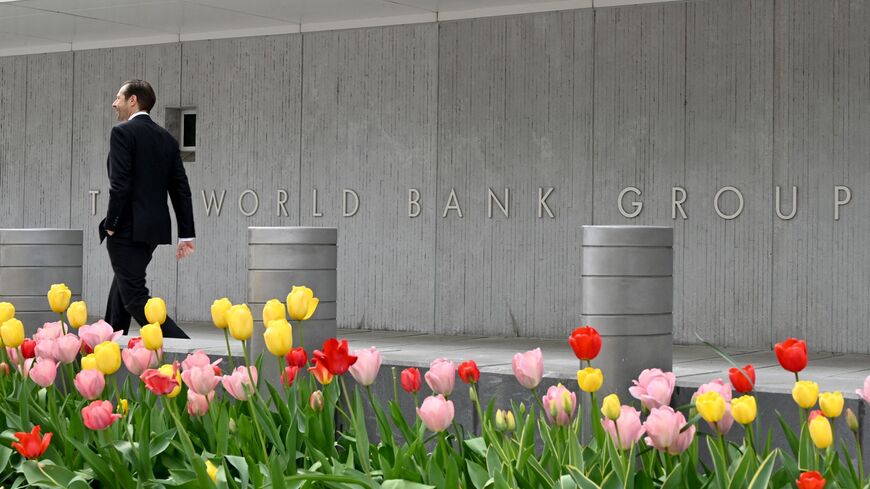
[0,284,861,488]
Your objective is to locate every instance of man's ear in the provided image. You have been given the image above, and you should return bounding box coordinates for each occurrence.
[129,94,138,108]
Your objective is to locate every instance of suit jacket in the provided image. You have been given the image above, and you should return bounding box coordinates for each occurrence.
[102,114,195,245]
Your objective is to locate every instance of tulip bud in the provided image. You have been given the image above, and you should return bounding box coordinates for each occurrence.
[495,409,507,431]
[731,395,757,425]
[519,403,526,417]
[227,304,253,341]
[576,367,604,393]
[847,408,859,433]
[262,299,286,325]
[47,283,71,313]
[469,385,478,404]
[601,393,621,421]
[211,298,232,329]
[228,418,237,433]
[310,390,324,412]
[140,323,163,351]
[809,413,833,449]
[0,363,9,376]
[206,460,218,482]
[67,301,87,329]
[0,302,14,324]
[695,391,726,423]
[505,411,516,432]
[819,391,844,418]
[0,318,24,348]
[144,298,167,325]
[792,380,819,409]
[94,341,121,375]
[117,399,129,416]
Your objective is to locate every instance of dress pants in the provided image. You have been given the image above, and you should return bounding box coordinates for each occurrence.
[104,236,189,338]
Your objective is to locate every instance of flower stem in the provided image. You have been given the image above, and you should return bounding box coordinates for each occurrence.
[855,431,864,482]
[223,329,235,371]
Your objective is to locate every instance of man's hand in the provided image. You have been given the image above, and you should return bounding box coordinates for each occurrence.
[176,240,195,260]
[106,230,114,236]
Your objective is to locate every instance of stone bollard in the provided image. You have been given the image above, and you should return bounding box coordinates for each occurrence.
[247,227,337,386]
[0,229,83,336]
[580,225,673,400]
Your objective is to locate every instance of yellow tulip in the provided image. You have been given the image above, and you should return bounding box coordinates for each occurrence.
[94,341,121,375]
[206,460,218,482]
[792,380,819,409]
[141,323,164,351]
[0,318,24,348]
[227,304,253,341]
[117,399,129,416]
[731,395,757,425]
[0,302,15,324]
[67,301,87,329]
[262,299,286,325]
[211,298,232,329]
[695,391,726,423]
[576,367,603,393]
[819,391,844,418]
[158,364,182,398]
[601,393,621,420]
[286,286,319,321]
[809,414,833,449]
[81,353,97,370]
[264,319,293,356]
[144,297,167,325]
[47,283,72,313]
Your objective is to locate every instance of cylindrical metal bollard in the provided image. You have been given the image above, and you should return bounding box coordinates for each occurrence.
[580,225,673,399]
[247,227,337,384]
[0,229,83,336]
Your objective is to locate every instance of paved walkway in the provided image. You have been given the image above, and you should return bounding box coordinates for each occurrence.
[134,322,870,398]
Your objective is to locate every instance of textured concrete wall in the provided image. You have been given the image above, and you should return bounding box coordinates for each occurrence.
[1,0,869,351]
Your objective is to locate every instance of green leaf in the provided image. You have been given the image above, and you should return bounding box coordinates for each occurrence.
[776,411,799,456]
[566,465,600,489]
[798,423,814,471]
[747,450,778,489]
[661,462,682,489]
[150,428,177,458]
[352,389,372,474]
[226,454,250,489]
[381,480,436,489]
[728,444,756,489]
[466,460,491,489]
[707,437,730,489]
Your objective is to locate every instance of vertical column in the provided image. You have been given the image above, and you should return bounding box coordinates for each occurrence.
[0,229,83,335]
[581,225,673,397]
[248,227,337,383]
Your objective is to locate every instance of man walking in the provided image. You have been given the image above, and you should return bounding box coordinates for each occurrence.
[101,79,195,338]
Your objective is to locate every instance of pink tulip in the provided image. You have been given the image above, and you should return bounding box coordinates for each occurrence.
[643,406,696,455]
[512,348,544,390]
[33,321,64,342]
[417,394,455,432]
[857,375,870,404]
[74,369,106,400]
[542,384,577,427]
[81,400,122,430]
[221,366,258,401]
[6,347,19,365]
[349,347,382,387]
[424,358,456,396]
[693,379,734,435]
[181,350,221,371]
[34,339,57,362]
[16,358,33,378]
[602,405,645,449]
[182,365,220,395]
[54,334,82,364]
[78,320,121,351]
[629,368,676,410]
[122,346,157,376]
[29,358,57,388]
[187,391,214,417]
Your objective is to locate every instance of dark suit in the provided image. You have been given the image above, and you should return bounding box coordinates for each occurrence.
[101,113,195,338]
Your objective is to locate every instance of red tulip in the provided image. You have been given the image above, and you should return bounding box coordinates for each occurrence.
[458,360,480,384]
[285,347,307,368]
[307,357,334,385]
[11,425,51,459]
[20,339,36,359]
[569,326,602,361]
[775,338,808,373]
[728,364,756,393]
[281,366,299,387]
[313,338,357,375]
[140,365,179,396]
[796,471,826,489]
[401,367,422,394]
[212,365,222,377]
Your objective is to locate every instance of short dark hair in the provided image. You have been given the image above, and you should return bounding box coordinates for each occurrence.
[121,79,156,112]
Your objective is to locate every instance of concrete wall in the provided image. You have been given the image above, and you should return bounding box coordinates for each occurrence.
[1,0,869,352]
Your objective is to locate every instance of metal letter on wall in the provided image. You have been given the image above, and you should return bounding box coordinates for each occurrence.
[775,185,798,220]
[671,187,687,220]
[201,190,227,216]
[89,190,100,216]
[408,188,421,218]
[312,188,323,217]
[487,188,509,218]
[276,189,289,217]
[238,189,260,217]
[713,186,744,220]
[442,188,463,218]
[538,187,555,218]
[342,189,359,217]
[834,185,851,221]
[618,187,643,218]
